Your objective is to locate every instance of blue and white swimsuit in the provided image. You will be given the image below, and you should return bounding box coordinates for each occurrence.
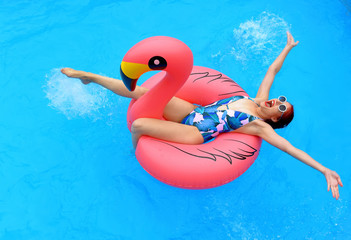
[181,96,261,142]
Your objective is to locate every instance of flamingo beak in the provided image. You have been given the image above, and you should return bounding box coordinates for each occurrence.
[120,61,151,91]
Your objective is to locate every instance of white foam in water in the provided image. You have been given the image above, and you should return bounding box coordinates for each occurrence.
[215,12,291,69]
[233,12,290,65]
[44,68,111,120]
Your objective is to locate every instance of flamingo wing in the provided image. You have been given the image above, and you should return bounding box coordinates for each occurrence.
[150,135,259,165]
[175,66,248,105]
[136,132,261,189]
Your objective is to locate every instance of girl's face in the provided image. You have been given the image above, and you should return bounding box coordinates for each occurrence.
[259,97,292,122]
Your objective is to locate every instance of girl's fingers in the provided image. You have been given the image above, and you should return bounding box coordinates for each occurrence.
[327,177,331,191]
[331,187,334,197]
[336,186,340,200]
[338,178,343,187]
[326,172,342,199]
[332,185,340,200]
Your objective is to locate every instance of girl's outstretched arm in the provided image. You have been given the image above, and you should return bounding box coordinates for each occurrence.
[254,121,343,200]
[255,32,299,100]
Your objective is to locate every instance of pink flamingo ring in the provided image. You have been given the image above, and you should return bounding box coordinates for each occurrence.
[120,36,262,189]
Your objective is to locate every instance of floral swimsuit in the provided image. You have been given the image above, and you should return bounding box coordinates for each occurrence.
[181,96,261,142]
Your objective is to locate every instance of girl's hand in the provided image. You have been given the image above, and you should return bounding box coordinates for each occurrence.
[286,31,299,48]
[324,168,343,200]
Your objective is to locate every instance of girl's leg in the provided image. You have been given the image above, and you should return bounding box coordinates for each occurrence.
[61,68,197,122]
[131,118,204,148]
[163,97,197,122]
[61,68,146,99]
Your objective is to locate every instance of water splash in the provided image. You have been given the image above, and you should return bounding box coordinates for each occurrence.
[214,12,291,70]
[44,68,112,121]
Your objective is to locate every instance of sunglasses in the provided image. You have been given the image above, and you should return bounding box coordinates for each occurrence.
[278,96,287,121]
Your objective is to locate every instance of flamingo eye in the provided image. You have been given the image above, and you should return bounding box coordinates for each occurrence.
[149,56,167,70]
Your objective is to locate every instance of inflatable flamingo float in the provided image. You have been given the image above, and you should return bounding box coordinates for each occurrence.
[120,36,262,189]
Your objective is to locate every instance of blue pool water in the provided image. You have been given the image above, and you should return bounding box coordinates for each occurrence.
[1,0,351,239]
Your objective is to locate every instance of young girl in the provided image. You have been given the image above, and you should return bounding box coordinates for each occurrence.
[61,32,343,200]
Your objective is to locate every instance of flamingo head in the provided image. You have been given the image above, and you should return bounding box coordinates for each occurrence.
[120,36,193,91]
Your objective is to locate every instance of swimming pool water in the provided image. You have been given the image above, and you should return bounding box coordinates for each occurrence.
[1,0,351,239]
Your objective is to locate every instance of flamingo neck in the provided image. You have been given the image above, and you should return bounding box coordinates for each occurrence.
[130,72,187,122]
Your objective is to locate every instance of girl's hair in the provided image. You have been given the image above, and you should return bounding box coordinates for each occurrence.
[264,104,294,129]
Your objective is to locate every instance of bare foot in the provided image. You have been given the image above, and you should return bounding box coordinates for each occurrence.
[61,68,92,85]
